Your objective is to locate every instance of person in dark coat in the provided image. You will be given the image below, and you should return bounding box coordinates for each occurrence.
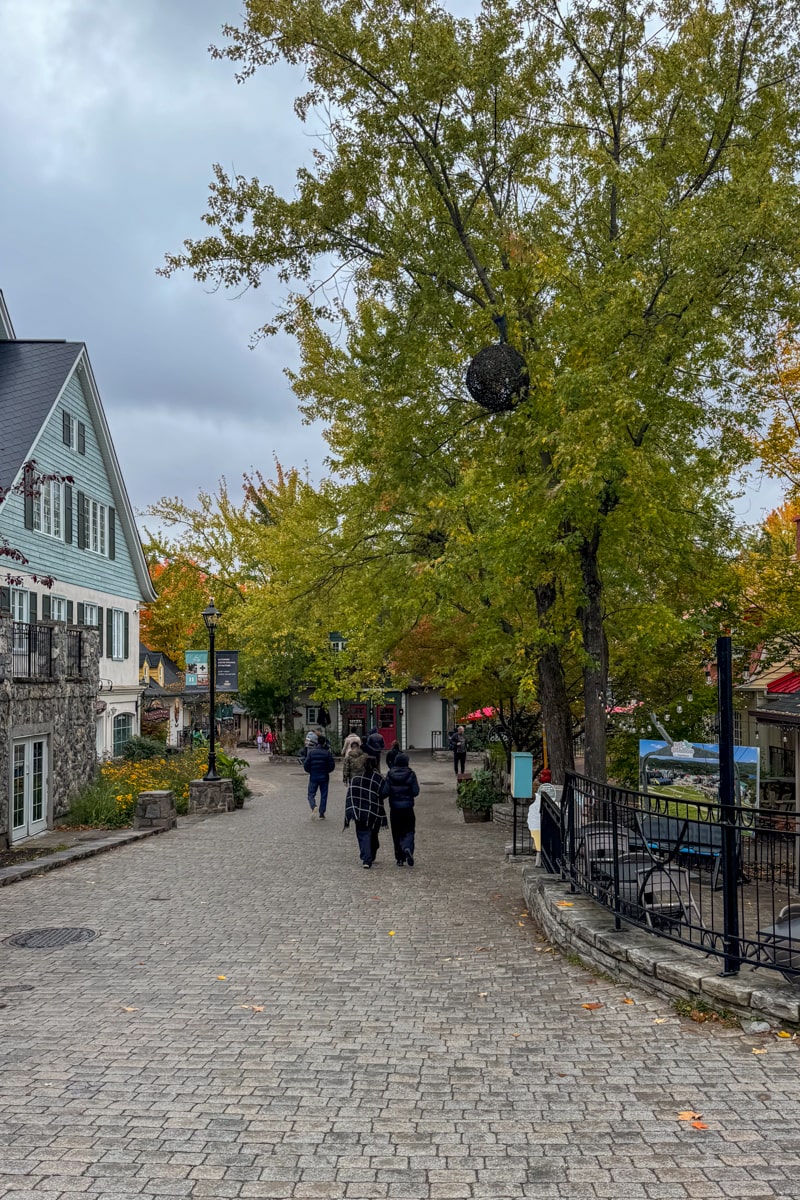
[344,757,387,868]
[448,725,467,776]
[380,753,420,866]
[365,726,385,768]
[303,737,336,818]
[386,740,401,769]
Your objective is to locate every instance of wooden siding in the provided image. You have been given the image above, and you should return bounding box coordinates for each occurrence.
[0,371,145,600]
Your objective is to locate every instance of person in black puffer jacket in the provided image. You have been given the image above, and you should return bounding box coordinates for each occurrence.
[380,753,420,867]
[365,727,386,768]
[303,737,336,818]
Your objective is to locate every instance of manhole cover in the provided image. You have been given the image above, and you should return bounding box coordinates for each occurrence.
[5,927,97,950]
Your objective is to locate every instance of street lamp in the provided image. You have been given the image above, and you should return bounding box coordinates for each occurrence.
[202,598,221,781]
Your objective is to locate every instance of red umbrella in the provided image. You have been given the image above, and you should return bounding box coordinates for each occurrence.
[463,706,497,721]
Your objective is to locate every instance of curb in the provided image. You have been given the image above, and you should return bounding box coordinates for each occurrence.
[523,863,800,1028]
[0,826,171,888]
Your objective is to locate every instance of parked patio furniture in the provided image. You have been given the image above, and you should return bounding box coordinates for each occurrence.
[637,865,704,932]
[577,822,630,883]
[758,904,800,982]
[639,813,726,889]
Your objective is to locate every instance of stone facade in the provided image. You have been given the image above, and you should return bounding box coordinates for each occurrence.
[0,618,99,846]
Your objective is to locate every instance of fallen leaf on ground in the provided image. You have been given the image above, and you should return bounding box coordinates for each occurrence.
[653,1018,666,1024]
[512,1032,520,1038]
[582,1002,603,1010]
[777,1031,792,1038]
[622,998,635,1005]
[216,975,227,981]
[121,1006,137,1012]
[677,1111,702,1121]
[388,931,395,936]
[752,1048,767,1055]
[691,1121,708,1130]
[518,922,527,927]
[555,901,575,908]
[474,946,491,952]
[478,992,488,998]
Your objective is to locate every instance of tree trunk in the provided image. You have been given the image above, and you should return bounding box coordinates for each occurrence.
[579,530,609,783]
[535,581,574,784]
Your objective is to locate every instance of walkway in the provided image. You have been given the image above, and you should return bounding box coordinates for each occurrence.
[1,752,799,1199]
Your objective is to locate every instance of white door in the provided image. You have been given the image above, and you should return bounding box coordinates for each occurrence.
[11,737,48,843]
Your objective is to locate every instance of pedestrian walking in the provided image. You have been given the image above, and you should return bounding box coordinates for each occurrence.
[344,756,387,868]
[448,725,467,776]
[265,728,274,756]
[256,731,264,754]
[342,732,361,757]
[303,734,336,818]
[365,726,385,768]
[380,752,420,867]
[386,739,401,769]
[342,735,369,785]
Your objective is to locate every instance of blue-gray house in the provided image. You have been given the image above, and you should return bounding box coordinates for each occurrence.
[0,289,157,796]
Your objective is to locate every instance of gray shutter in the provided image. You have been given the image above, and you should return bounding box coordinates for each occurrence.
[107,608,114,658]
[97,606,103,656]
[108,508,116,560]
[78,422,86,455]
[67,600,74,625]
[76,491,86,549]
[29,592,37,623]
[123,611,129,659]
[62,411,71,445]
[24,467,34,529]
[77,602,84,624]
[41,594,51,621]
[0,587,10,613]
[64,484,73,544]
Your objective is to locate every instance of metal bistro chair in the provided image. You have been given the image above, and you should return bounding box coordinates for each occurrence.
[637,864,704,933]
[578,822,630,886]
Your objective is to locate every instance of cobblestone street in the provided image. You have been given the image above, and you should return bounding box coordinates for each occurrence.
[1,752,799,1199]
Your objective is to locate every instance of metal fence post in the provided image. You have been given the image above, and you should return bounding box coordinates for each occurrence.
[717,635,741,975]
[566,773,577,894]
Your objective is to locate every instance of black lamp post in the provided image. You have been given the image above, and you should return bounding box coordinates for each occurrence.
[202,599,221,781]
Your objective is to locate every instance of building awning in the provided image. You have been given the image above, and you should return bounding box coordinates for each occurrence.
[748,708,800,727]
[767,671,800,695]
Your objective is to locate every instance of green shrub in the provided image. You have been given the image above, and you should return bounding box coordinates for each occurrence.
[121,735,166,761]
[64,776,128,829]
[217,750,251,807]
[456,768,505,812]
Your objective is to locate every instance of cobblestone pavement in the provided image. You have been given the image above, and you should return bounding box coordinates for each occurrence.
[1,752,800,1200]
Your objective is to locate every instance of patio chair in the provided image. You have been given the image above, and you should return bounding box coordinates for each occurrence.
[578,822,630,883]
[637,865,704,932]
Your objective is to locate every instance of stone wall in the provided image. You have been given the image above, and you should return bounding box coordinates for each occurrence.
[0,620,100,845]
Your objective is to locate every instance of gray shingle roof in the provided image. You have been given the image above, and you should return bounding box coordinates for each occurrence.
[0,340,84,493]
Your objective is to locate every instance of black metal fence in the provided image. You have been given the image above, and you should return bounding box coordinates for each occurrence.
[65,628,84,677]
[11,622,53,678]
[542,772,800,981]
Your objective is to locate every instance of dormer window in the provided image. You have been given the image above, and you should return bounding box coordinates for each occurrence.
[62,411,86,455]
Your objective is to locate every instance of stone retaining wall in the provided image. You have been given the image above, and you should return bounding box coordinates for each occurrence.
[523,864,800,1028]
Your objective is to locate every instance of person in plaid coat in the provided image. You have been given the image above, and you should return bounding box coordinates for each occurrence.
[344,757,387,868]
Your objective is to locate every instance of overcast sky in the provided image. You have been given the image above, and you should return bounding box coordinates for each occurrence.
[0,0,781,528]
[0,0,329,522]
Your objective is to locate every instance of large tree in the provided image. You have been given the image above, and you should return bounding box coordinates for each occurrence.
[163,0,800,780]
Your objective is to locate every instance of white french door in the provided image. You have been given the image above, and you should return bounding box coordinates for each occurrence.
[11,737,48,842]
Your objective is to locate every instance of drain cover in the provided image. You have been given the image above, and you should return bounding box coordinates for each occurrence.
[5,927,97,950]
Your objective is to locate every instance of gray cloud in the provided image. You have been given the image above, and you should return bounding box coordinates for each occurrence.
[0,0,328,514]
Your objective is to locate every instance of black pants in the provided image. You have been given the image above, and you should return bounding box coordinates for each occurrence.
[355,823,380,865]
[390,807,415,862]
[453,750,466,775]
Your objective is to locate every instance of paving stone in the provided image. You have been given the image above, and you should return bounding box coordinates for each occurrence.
[0,753,799,1200]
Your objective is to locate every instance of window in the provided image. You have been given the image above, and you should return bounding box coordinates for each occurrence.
[82,496,108,555]
[63,411,76,449]
[50,596,67,623]
[733,711,742,747]
[83,602,99,628]
[306,706,321,725]
[10,588,29,624]
[32,480,63,539]
[111,609,125,659]
[113,713,134,757]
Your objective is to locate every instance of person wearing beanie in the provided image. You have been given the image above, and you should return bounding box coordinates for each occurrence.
[303,733,336,818]
[365,726,386,768]
[380,752,420,866]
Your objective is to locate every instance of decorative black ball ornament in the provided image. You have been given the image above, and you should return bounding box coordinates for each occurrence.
[466,343,529,412]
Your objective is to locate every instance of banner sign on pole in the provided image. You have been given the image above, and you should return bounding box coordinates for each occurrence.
[215,651,239,692]
[185,650,208,689]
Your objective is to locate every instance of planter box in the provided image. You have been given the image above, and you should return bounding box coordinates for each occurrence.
[461,808,491,823]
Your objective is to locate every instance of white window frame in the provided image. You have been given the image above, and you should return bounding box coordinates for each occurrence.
[112,713,134,757]
[306,706,320,725]
[111,609,125,660]
[50,595,67,623]
[88,498,107,556]
[83,602,99,628]
[33,480,63,540]
[10,588,29,624]
[329,639,346,653]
